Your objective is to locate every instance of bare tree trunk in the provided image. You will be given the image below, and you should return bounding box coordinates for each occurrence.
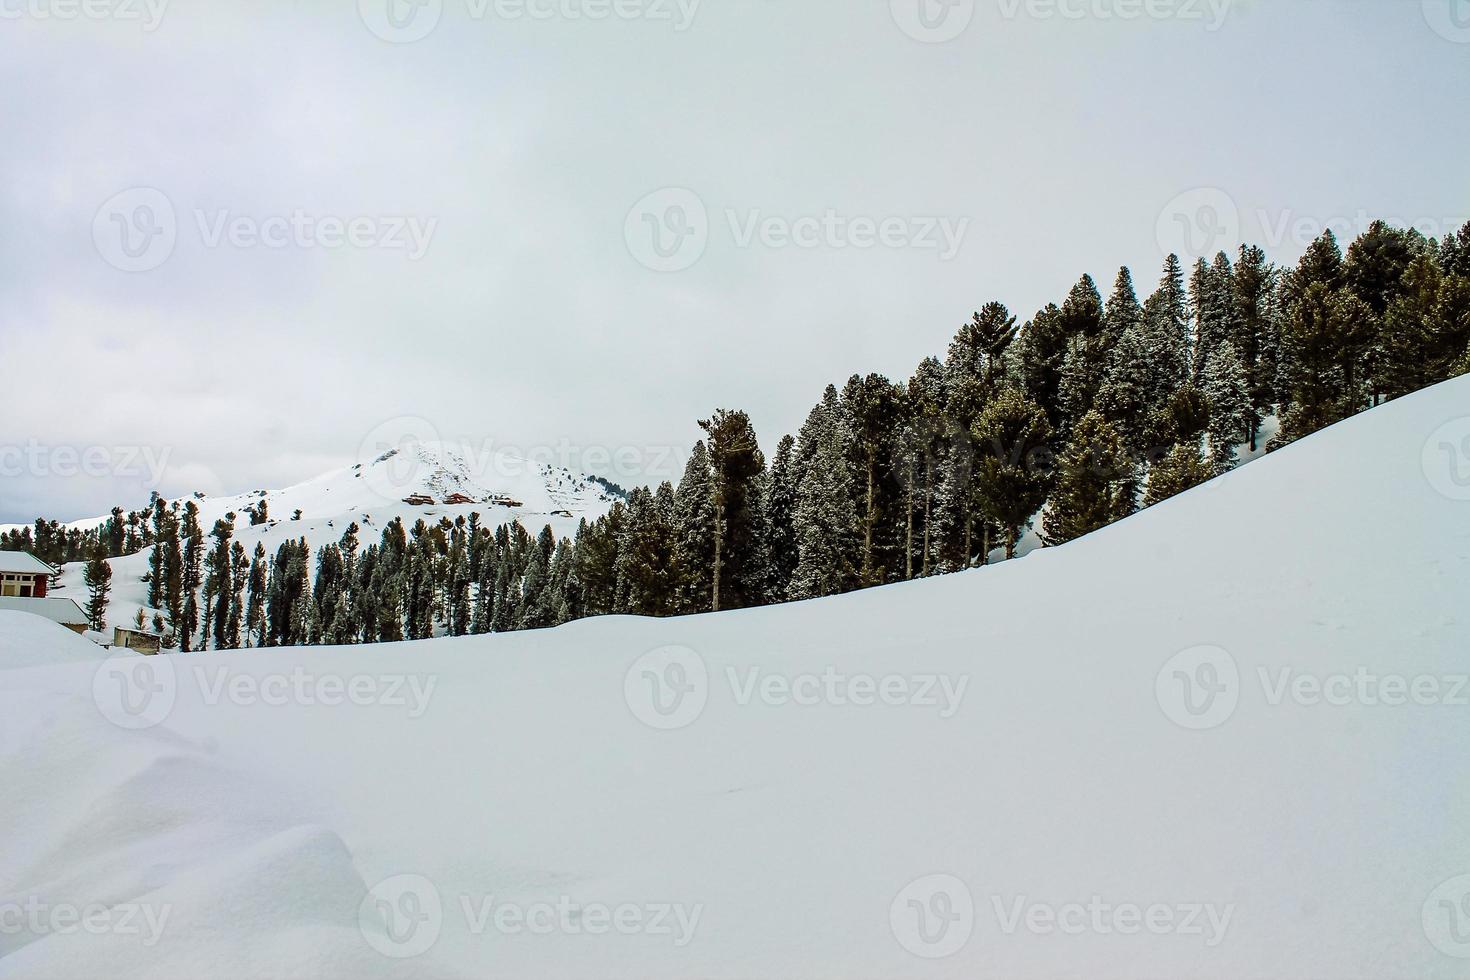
[1005,527,1017,561]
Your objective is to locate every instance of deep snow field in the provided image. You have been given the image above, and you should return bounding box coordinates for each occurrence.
[2,380,1469,978]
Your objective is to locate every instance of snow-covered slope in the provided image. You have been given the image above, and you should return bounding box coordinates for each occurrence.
[11,440,622,636]
[2,379,1468,977]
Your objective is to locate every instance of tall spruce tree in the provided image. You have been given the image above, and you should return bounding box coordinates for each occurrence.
[82,544,112,631]
[1042,410,1136,545]
[971,386,1052,560]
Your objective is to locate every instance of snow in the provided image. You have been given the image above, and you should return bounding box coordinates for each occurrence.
[2,380,1469,977]
[0,611,103,670]
[9,441,623,637]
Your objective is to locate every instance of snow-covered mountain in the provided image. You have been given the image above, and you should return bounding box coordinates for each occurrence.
[12,440,624,633]
[2,378,1469,977]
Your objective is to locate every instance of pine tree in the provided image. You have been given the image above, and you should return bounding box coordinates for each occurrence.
[840,373,904,586]
[246,542,267,647]
[1144,254,1191,398]
[765,434,799,598]
[788,400,859,600]
[970,386,1052,559]
[1094,323,1153,456]
[82,544,112,632]
[224,540,247,649]
[1203,341,1251,474]
[1103,266,1144,341]
[209,518,234,651]
[947,302,1018,393]
[672,441,715,613]
[179,502,203,652]
[1042,410,1136,545]
[698,408,766,611]
[1145,441,1213,506]
[905,357,948,576]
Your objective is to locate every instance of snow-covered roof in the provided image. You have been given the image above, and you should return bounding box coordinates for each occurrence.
[0,596,88,626]
[0,551,55,575]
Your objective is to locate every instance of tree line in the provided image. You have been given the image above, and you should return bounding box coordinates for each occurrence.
[5,219,1469,647]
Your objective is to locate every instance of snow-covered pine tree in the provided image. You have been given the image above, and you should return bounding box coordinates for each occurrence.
[1203,340,1252,474]
[1144,441,1213,506]
[765,434,798,598]
[905,356,947,576]
[840,373,904,587]
[672,441,715,614]
[1102,266,1143,342]
[1041,410,1136,545]
[698,408,766,611]
[82,544,111,632]
[970,386,1052,560]
[788,399,859,600]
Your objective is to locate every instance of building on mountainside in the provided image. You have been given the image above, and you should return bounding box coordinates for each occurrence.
[402,494,435,506]
[443,492,477,506]
[0,596,89,633]
[485,494,523,508]
[0,550,55,598]
[112,626,162,655]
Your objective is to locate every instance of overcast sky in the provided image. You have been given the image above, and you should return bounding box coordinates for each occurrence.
[2,0,1467,524]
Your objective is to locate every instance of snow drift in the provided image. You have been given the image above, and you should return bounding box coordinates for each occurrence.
[2,378,1469,978]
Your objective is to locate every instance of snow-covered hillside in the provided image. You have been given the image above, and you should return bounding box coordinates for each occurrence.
[2,379,1469,977]
[12,440,623,635]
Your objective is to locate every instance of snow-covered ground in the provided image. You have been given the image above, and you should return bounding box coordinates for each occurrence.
[2,380,1469,977]
[11,441,622,636]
